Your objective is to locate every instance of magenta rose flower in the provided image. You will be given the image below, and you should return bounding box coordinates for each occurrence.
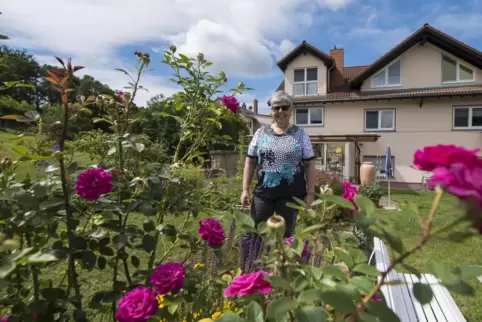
[199,218,225,247]
[2,316,8,322]
[224,270,272,297]
[75,168,113,201]
[429,164,482,208]
[414,145,481,171]
[342,181,359,213]
[150,262,185,295]
[115,286,158,322]
[284,237,294,245]
[219,95,240,113]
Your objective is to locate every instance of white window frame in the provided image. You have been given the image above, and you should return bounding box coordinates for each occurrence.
[441,54,475,84]
[364,109,395,131]
[370,59,402,88]
[294,107,324,126]
[293,68,318,96]
[452,106,482,130]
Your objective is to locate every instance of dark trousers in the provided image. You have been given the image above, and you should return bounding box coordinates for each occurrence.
[240,195,299,272]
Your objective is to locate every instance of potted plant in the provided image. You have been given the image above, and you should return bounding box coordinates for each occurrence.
[359,181,385,207]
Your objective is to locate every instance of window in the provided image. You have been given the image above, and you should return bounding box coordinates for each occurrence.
[371,60,401,87]
[363,155,395,179]
[293,68,318,96]
[365,109,395,131]
[295,107,323,125]
[453,106,482,129]
[442,55,475,83]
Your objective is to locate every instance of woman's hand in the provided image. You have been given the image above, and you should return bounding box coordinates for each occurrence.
[305,193,315,209]
[241,190,250,209]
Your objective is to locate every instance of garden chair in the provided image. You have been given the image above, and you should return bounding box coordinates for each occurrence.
[370,237,466,321]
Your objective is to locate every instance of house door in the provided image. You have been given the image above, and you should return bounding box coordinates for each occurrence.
[312,143,346,178]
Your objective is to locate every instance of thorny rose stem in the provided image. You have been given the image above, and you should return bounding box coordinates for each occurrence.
[362,188,444,306]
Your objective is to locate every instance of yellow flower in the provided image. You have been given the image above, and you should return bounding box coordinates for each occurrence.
[156,295,165,309]
[194,263,205,269]
[198,319,214,322]
[212,312,223,320]
[193,312,200,318]
[223,301,235,310]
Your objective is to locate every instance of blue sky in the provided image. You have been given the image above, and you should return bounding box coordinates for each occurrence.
[1,0,482,114]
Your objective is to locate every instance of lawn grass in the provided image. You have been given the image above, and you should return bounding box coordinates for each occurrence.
[375,189,482,321]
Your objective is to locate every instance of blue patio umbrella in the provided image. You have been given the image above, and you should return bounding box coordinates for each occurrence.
[385,145,394,209]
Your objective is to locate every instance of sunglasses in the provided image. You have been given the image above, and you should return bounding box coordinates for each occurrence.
[272,105,291,112]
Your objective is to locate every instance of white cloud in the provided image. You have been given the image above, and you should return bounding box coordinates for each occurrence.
[432,13,482,40]
[348,26,411,54]
[0,0,353,80]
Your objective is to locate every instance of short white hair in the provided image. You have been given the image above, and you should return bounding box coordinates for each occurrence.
[269,90,293,107]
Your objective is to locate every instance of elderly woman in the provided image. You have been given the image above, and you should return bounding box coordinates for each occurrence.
[239,90,316,272]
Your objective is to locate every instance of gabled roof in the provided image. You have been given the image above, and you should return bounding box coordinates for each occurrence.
[350,23,482,88]
[277,41,334,71]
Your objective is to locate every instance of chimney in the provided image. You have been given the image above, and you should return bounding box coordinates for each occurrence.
[329,46,345,90]
[253,99,258,114]
[330,46,344,71]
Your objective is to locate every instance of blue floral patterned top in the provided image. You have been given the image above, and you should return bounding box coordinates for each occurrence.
[247,125,315,199]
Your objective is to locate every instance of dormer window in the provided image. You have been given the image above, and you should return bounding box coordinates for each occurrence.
[371,59,401,87]
[442,55,474,83]
[293,68,318,96]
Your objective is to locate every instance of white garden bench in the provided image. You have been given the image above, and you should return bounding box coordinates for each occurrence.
[370,237,466,322]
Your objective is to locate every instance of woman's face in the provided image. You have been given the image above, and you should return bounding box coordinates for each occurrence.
[272,104,292,124]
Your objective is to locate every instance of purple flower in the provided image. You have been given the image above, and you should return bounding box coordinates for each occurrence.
[342,181,359,214]
[2,316,8,322]
[53,144,60,152]
[75,168,113,201]
[224,270,272,297]
[198,218,225,247]
[115,286,158,322]
[219,95,240,113]
[150,262,185,295]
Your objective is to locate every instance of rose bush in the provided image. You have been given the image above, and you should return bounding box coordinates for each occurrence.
[0,47,481,322]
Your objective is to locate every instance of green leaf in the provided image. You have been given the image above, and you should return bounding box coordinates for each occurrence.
[11,145,27,155]
[27,252,58,263]
[266,297,298,320]
[131,256,140,268]
[318,194,355,209]
[350,276,374,294]
[322,266,347,281]
[113,235,128,249]
[39,199,64,210]
[352,264,380,277]
[216,314,242,322]
[367,302,400,322]
[355,194,376,215]
[299,224,326,236]
[295,307,328,322]
[382,231,404,254]
[427,262,459,285]
[298,288,324,304]
[455,264,482,279]
[413,283,433,304]
[293,274,311,292]
[97,256,107,270]
[445,280,475,295]
[246,301,264,322]
[135,143,145,153]
[401,263,422,278]
[142,235,156,253]
[321,290,356,313]
[265,276,292,291]
[0,260,16,279]
[334,248,354,269]
[115,68,130,75]
[286,202,304,211]
[107,147,116,156]
[234,211,255,229]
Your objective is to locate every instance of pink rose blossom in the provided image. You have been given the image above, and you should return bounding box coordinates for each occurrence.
[2,316,8,322]
[115,286,158,322]
[284,237,294,245]
[362,294,382,302]
[219,95,240,113]
[429,164,482,208]
[342,181,359,213]
[224,270,273,297]
[413,145,481,171]
[198,218,225,247]
[75,168,112,201]
[150,262,185,295]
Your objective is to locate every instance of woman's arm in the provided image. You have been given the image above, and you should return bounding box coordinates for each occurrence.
[242,157,257,193]
[304,159,316,195]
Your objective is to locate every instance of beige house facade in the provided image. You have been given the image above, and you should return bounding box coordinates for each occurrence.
[273,23,482,188]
